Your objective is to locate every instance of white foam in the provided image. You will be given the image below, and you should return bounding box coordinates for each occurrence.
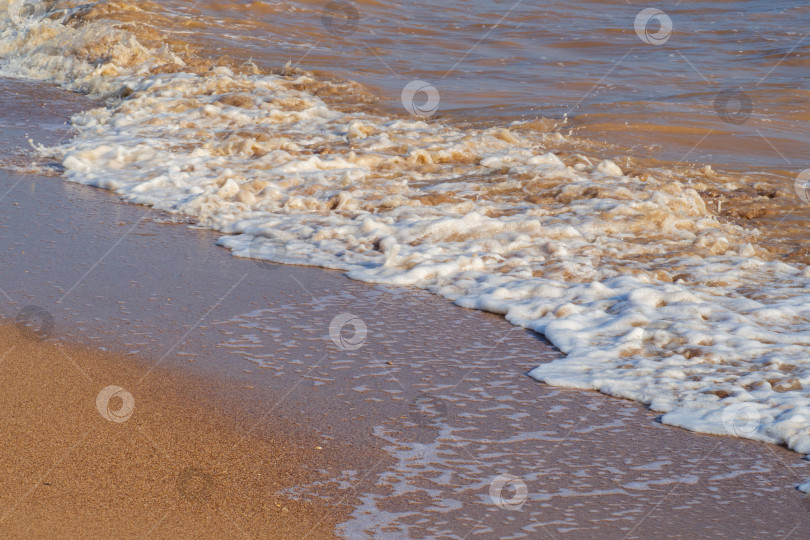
[3,0,810,493]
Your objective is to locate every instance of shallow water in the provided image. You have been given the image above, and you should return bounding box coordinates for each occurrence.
[163,0,810,172]
[125,0,810,253]
[1,0,810,500]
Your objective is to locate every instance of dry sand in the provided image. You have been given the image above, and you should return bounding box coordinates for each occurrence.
[0,322,370,538]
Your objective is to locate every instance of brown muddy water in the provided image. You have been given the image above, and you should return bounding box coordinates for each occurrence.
[94,0,810,256]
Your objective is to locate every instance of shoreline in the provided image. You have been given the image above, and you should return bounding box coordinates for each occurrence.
[1,78,810,538]
[18,2,810,470]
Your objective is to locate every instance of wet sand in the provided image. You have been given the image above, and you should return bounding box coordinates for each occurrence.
[2,81,810,538]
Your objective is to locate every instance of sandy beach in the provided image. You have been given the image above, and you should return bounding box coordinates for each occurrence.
[0,324,356,538]
[0,77,809,538]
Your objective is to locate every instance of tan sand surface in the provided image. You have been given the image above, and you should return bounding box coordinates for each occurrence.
[0,322,373,538]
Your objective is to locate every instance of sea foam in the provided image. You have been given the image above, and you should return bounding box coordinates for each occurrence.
[2,0,809,491]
